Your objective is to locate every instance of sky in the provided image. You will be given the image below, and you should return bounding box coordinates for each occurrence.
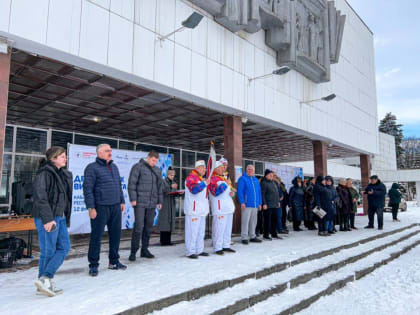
[347,0,420,138]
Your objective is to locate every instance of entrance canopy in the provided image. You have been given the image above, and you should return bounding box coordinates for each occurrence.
[7,49,359,163]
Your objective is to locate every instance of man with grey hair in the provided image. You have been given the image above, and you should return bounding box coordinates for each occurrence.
[237,165,263,244]
[83,143,126,276]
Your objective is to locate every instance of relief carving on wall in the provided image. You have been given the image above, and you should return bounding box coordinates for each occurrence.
[189,0,346,83]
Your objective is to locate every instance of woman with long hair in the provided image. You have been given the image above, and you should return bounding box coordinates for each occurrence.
[32,146,73,297]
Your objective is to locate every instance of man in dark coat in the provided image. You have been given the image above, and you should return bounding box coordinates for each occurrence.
[313,176,331,237]
[128,150,163,261]
[289,176,305,231]
[260,169,283,240]
[388,183,402,222]
[83,144,126,276]
[336,179,354,231]
[364,175,387,230]
[156,168,179,245]
[304,177,317,230]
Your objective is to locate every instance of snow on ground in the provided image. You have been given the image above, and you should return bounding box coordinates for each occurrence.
[0,208,419,315]
[297,238,420,315]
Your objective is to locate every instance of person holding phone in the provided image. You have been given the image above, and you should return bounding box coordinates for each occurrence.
[32,146,73,297]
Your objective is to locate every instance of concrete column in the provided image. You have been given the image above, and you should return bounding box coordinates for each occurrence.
[312,140,327,177]
[224,115,242,234]
[360,154,371,215]
[416,182,420,207]
[0,46,11,186]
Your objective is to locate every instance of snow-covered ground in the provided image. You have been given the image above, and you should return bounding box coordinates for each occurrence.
[0,208,419,315]
[298,240,420,315]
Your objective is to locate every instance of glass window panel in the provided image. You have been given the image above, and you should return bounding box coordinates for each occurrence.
[255,161,264,175]
[0,154,12,204]
[136,143,167,154]
[51,131,73,149]
[196,153,209,163]
[16,128,47,154]
[172,167,181,188]
[168,148,180,167]
[14,155,44,184]
[119,141,135,151]
[74,134,117,148]
[243,160,254,170]
[4,126,13,152]
[182,150,195,168]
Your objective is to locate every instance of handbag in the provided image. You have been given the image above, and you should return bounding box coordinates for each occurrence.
[312,207,327,219]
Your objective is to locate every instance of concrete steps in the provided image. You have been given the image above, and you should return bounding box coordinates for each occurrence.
[118,223,419,315]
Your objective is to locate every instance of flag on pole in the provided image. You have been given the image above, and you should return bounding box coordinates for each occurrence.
[207,141,216,179]
[206,141,216,197]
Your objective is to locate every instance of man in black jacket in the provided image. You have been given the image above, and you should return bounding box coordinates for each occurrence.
[128,150,163,261]
[83,144,126,276]
[364,175,387,230]
[260,169,283,240]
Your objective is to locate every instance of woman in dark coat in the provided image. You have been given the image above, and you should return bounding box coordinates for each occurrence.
[289,176,305,231]
[275,175,289,234]
[336,179,354,231]
[325,176,338,234]
[304,177,317,230]
[388,183,402,222]
[156,168,178,245]
[313,176,331,236]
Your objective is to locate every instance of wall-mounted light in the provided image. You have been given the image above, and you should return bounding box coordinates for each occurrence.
[158,12,204,42]
[248,66,290,83]
[300,94,336,105]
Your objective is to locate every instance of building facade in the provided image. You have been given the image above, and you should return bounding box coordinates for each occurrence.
[0,0,378,219]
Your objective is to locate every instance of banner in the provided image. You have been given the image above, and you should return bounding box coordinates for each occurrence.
[264,162,303,191]
[68,144,172,234]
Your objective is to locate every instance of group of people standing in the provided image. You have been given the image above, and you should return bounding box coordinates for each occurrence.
[30,143,394,298]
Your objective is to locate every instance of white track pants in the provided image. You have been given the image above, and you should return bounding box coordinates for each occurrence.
[212,213,233,252]
[185,215,206,256]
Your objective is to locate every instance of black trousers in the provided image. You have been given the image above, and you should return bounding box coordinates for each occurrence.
[317,216,326,232]
[263,208,273,238]
[368,206,384,228]
[391,204,399,220]
[281,205,288,230]
[160,231,172,245]
[88,204,121,268]
[130,206,156,254]
[350,213,356,228]
[339,213,350,229]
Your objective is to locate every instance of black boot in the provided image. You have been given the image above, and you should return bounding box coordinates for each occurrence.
[129,252,137,262]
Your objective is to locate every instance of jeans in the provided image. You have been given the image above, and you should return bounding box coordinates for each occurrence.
[391,204,399,220]
[35,216,70,279]
[88,204,122,268]
[317,216,326,232]
[368,206,384,228]
[272,208,283,235]
[325,220,334,232]
[130,206,156,253]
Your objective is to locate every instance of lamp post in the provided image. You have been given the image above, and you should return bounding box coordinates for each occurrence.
[248,66,290,83]
[300,94,336,105]
[158,12,204,42]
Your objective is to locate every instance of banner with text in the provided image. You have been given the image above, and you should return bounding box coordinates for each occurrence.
[68,144,172,234]
[264,163,303,191]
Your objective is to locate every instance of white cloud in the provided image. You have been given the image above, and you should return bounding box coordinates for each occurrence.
[376,67,401,84]
[378,98,420,125]
[374,36,392,48]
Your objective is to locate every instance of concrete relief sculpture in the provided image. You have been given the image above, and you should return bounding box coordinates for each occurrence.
[189,0,345,83]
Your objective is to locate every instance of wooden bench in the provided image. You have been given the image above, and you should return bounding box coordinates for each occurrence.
[0,216,36,257]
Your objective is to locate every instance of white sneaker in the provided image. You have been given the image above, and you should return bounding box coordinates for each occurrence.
[34,277,56,297]
[50,279,63,295]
